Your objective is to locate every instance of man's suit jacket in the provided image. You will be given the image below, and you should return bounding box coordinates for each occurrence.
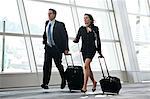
[43,20,69,53]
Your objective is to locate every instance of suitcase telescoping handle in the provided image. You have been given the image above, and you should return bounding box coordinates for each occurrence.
[64,53,74,67]
[98,56,110,78]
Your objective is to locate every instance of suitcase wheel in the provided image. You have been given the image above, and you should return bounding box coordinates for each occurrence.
[69,89,72,92]
[102,92,104,95]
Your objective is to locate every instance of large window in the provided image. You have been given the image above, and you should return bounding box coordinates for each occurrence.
[126,0,150,15]
[135,44,150,71]
[75,0,112,10]
[129,15,150,42]
[0,0,125,73]
[0,0,22,33]
[3,36,30,72]
[24,1,76,37]
[126,0,150,71]
[31,37,44,72]
[42,0,70,4]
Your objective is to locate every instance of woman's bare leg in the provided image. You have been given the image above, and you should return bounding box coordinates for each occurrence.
[89,66,97,91]
[82,58,92,91]
[89,66,95,82]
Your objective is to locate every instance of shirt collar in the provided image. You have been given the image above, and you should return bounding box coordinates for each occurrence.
[49,19,55,24]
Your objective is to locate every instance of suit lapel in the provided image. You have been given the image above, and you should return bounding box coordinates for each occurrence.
[53,20,58,41]
[53,20,58,34]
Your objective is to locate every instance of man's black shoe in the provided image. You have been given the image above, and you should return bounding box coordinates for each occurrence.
[41,84,49,89]
[61,80,66,89]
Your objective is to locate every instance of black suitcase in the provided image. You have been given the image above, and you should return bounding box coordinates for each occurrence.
[98,56,122,94]
[64,54,84,91]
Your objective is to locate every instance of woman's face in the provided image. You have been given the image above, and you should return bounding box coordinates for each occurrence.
[84,15,92,26]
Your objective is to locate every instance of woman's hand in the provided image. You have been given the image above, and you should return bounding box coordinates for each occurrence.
[86,27,92,33]
[98,51,104,58]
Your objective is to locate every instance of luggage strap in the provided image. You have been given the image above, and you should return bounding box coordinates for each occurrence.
[64,53,74,67]
[98,56,110,78]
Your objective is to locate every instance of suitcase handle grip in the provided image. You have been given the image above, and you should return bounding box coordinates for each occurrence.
[64,53,74,67]
[64,53,71,55]
[98,56,110,78]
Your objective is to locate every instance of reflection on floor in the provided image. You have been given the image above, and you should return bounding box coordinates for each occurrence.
[0,83,150,99]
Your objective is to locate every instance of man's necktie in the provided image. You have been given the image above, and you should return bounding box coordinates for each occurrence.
[48,23,55,47]
[48,23,52,47]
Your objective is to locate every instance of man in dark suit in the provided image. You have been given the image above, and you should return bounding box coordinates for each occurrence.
[41,8,69,89]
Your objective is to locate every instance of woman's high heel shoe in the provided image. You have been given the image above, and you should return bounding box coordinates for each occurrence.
[92,88,96,92]
[92,82,97,92]
[81,89,87,93]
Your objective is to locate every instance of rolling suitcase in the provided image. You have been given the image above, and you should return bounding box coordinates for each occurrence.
[65,54,84,92]
[98,56,122,94]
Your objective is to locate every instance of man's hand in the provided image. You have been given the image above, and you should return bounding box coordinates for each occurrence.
[43,40,47,44]
[73,38,78,43]
[64,50,69,55]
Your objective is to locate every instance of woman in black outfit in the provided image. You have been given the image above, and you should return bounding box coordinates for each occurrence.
[73,14,103,93]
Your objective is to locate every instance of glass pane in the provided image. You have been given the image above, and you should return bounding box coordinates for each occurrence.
[75,0,112,10]
[91,42,122,71]
[128,15,150,42]
[0,36,2,71]
[110,13,119,40]
[116,43,125,70]
[32,37,44,72]
[0,0,22,33]
[138,0,150,15]
[125,0,140,13]
[126,0,150,15]
[0,21,3,32]
[24,1,76,37]
[135,43,150,71]
[42,0,70,4]
[106,0,113,10]
[77,8,118,40]
[3,36,30,73]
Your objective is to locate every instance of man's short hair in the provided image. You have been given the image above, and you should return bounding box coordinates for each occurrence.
[49,8,57,15]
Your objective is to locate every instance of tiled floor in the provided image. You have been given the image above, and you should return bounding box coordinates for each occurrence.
[0,83,150,99]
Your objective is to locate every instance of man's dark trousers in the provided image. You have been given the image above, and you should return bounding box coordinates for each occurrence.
[43,45,65,86]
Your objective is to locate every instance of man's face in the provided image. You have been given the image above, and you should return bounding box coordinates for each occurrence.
[48,10,56,21]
